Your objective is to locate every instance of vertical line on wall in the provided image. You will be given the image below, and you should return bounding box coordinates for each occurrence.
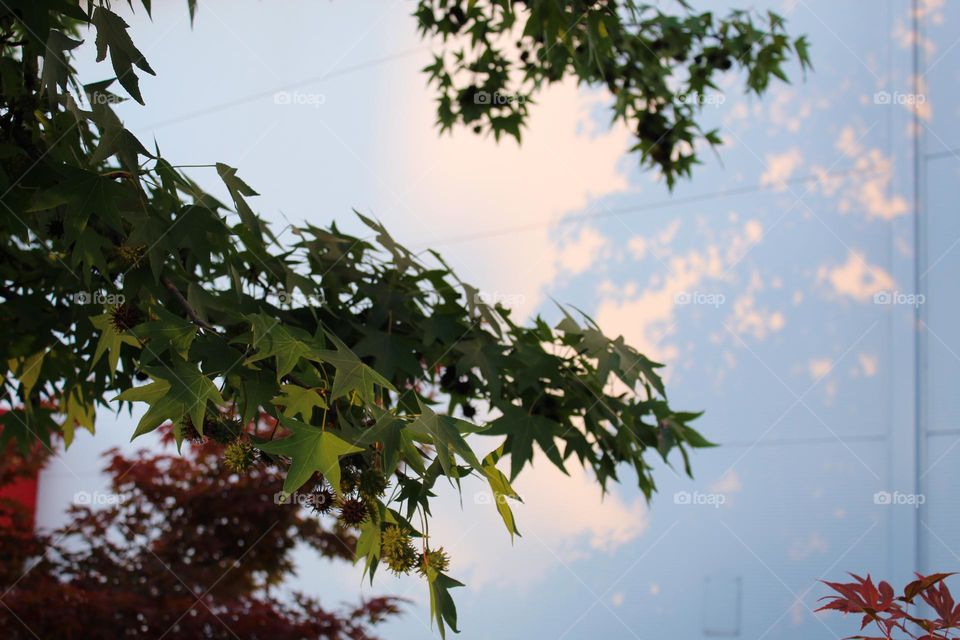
[910,0,926,576]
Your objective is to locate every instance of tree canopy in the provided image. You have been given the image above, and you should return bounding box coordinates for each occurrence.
[0,434,402,639]
[419,0,810,186]
[0,1,806,636]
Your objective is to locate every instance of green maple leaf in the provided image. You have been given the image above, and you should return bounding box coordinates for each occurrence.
[257,416,363,497]
[216,163,262,233]
[7,351,46,401]
[71,229,110,285]
[356,212,418,272]
[481,445,522,540]
[408,399,484,478]
[461,282,502,338]
[61,386,95,448]
[245,314,318,381]
[86,91,151,172]
[134,306,197,361]
[578,325,618,386]
[271,383,327,420]
[116,362,223,439]
[114,377,170,405]
[555,311,582,337]
[40,30,82,105]
[428,572,464,639]
[352,407,424,476]
[28,166,128,232]
[611,336,666,397]
[92,7,155,104]
[315,332,396,405]
[89,313,139,376]
[487,404,567,480]
[355,517,381,580]
[454,337,504,398]
[353,329,420,381]
[355,504,400,583]
[236,369,277,426]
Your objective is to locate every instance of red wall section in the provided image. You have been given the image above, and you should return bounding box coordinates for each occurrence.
[0,476,39,530]
[0,408,40,530]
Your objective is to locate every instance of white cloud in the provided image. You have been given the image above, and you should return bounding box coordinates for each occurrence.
[628,235,648,260]
[760,148,803,190]
[557,227,608,276]
[827,127,910,220]
[421,453,650,590]
[766,86,817,134]
[858,353,879,377]
[728,269,786,341]
[709,470,743,495]
[595,220,771,368]
[380,78,634,318]
[808,358,833,380]
[817,250,895,301]
[788,531,829,561]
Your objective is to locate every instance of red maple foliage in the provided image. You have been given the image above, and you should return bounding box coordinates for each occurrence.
[0,435,402,639]
[818,572,960,639]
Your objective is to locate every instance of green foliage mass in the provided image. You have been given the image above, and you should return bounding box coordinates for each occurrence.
[0,1,805,635]
[418,0,811,187]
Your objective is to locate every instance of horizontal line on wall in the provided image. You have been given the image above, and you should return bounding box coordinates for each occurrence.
[717,433,887,448]
[426,166,883,247]
[924,428,960,436]
[926,147,960,161]
[139,46,431,132]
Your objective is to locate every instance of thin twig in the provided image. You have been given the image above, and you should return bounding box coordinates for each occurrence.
[161,276,216,332]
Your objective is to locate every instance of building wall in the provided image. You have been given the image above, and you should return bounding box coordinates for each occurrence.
[523,1,946,637]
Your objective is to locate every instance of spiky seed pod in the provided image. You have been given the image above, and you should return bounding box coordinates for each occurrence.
[339,464,361,494]
[46,217,64,239]
[308,485,337,515]
[381,526,418,576]
[116,244,147,267]
[358,468,388,499]
[204,415,241,444]
[417,547,451,578]
[380,525,406,553]
[338,496,368,527]
[439,366,457,390]
[110,303,143,332]
[343,453,365,466]
[178,419,204,444]
[387,544,418,576]
[223,439,255,473]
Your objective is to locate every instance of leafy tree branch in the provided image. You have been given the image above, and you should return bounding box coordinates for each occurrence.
[0,1,805,635]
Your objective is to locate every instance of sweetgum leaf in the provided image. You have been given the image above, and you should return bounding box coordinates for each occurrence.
[257,416,363,497]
